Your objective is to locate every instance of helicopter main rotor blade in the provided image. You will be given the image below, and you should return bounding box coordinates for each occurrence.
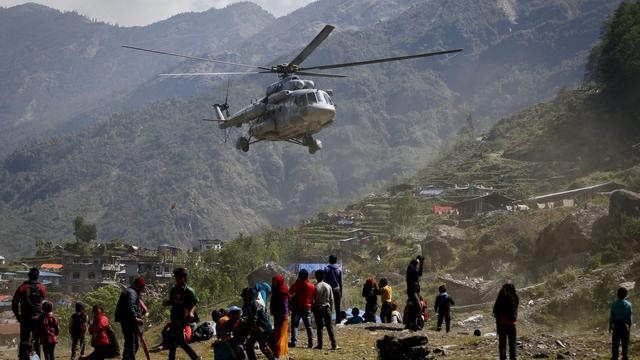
[288,25,335,66]
[158,72,265,77]
[299,48,463,71]
[122,45,270,70]
[296,71,348,78]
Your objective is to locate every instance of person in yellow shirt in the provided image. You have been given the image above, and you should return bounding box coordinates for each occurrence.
[378,278,393,323]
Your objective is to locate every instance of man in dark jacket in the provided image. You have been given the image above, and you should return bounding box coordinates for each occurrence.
[115,277,145,360]
[324,255,342,325]
[405,256,424,331]
[12,268,46,358]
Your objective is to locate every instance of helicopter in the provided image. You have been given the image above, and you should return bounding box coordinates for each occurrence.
[123,25,462,154]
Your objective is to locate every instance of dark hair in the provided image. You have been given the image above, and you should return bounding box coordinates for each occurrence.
[41,300,53,313]
[416,255,425,263]
[315,269,325,281]
[28,268,39,281]
[379,278,388,287]
[351,307,360,316]
[298,269,309,280]
[173,267,187,277]
[439,285,446,293]
[329,254,338,264]
[391,301,398,311]
[92,304,104,313]
[75,301,85,312]
[618,287,628,299]
[339,311,347,320]
[19,342,34,360]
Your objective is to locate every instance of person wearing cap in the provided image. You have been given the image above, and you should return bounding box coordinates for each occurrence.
[164,268,200,360]
[12,267,47,358]
[115,277,145,360]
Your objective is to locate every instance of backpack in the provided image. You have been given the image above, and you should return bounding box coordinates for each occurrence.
[22,283,44,318]
[70,312,88,338]
[192,321,215,342]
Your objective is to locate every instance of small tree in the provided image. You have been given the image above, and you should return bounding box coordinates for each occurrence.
[73,216,97,243]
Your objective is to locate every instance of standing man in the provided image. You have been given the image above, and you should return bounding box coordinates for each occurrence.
[312,270,338,350]
[69,302,89,360]
[324,255,342,325]
[288,269,315,348]
[115,277,145,360]
[12,268,46,358]
[610,287,633,360]
[164,268,199,360]
[405,255,424,331]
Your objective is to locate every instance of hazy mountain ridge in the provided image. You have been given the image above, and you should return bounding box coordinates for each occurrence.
[0,2,275,157]
[0,0,625,256]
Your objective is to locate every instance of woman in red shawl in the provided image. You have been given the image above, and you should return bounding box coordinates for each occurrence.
[270,275,290,359]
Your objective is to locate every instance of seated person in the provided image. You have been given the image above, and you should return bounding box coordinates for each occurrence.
[345,308,364,325]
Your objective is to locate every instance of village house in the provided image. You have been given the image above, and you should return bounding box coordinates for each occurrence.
[120,245,184,285]
[454,193,514,217]
[527,182,625,209]
[198,239,224,251]
[432,205,458,215]
[61,252,122,292]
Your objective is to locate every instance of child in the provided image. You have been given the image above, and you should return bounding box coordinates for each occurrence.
[345,308,364,325]
[434,285,455,332]
[37,300,59,360]
[390,302,402,324]
[19,341,39,360]
[69,302,89,360]
[610,287,633,360]
[378,278,393,323]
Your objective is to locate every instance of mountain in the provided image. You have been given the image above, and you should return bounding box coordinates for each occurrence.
[0,0,626,256]
[0,2,275,157]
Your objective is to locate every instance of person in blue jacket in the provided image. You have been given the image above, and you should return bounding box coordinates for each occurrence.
[610,287,633,360]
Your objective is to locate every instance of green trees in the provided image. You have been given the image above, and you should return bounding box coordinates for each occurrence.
[586,1,640,104]
[73,216,97,243]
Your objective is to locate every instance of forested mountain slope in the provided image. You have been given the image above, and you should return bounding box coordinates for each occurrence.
[0,2,274,156]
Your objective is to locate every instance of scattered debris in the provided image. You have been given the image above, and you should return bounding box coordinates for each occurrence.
[376,333,430,360]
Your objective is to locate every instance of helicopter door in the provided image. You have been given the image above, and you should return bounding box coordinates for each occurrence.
[306,92,317,104]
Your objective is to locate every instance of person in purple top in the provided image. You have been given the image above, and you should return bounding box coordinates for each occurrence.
[324,255,342,325]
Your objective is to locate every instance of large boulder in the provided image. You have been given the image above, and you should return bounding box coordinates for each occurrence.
[423,236,454,268]
[377,333,429,360]
[246,262,290,286]
[535,204,607,268]
[610,189,640,225]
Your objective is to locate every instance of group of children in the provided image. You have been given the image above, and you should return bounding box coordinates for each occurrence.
[356,277,455,332]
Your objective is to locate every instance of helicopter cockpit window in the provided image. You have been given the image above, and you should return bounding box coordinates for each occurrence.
[306,92,317,104]
[318,91,334,105]
[295,94,307,106]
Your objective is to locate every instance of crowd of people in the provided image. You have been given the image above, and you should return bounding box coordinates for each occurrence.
[9,255,634,360]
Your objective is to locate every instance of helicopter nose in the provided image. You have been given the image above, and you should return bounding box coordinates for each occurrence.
[309,104,336,124]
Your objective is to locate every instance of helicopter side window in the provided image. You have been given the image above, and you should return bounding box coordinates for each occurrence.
[306,92,317,104]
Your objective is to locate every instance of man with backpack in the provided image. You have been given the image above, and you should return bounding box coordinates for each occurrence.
[434,285,455,332]
[12,268,47,358]
[324,255,343,325]
[69,302,89,360]
[164,268,200,360]
[115,277,145,360]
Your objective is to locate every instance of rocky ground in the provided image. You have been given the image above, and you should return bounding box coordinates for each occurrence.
[1,314,637,360]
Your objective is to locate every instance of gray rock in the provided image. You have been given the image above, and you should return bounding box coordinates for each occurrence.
[377,333,430,360]
[610,190,640,225]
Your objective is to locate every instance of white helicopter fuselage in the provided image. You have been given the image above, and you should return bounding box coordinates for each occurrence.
[249,88,336,140]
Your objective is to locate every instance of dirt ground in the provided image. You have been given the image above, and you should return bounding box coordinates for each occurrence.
[0,320,638,359]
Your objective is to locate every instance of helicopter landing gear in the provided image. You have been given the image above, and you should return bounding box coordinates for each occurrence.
[302,135,322,154]
[236,136,250,152]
